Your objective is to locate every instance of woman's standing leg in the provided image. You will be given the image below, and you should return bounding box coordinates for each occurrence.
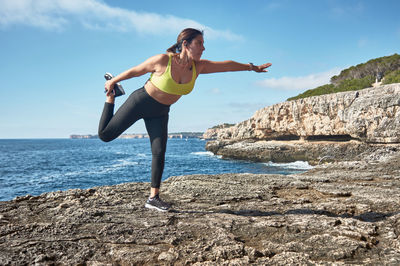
[144,114,169,194]
[144,114,171,211]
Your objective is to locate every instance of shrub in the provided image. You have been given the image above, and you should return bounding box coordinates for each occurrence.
[335,75,375,92]
[331,53,400,84]
[287,84,334,101]
[211,123,235,129]
[287,76,374,101]
[383,70,400,84]
[287,54,400,101]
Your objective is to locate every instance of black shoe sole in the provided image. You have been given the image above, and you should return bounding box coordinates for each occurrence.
[144,203,170,212]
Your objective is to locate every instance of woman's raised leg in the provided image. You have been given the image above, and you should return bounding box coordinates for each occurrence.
[98,91,142,142]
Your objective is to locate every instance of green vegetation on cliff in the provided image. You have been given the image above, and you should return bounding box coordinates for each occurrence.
[211,123,235,129]
[383,69,400,84]
[288,53,400,101]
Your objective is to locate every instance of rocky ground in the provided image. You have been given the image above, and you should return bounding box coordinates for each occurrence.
[1,149,400,265]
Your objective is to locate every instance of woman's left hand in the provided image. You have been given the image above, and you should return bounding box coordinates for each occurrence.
[253,63,272,73]
[105,79,116,96]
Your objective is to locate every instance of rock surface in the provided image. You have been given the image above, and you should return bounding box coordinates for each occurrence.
[206,139,400,164]
[1,150,400,265]
[204,83,400,143]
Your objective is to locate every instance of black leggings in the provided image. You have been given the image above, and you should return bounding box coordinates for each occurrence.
[98,87,170,189]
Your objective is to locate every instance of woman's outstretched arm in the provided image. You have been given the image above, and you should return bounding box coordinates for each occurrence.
[197,59,272,74]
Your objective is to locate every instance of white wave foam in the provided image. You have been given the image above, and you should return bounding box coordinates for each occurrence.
[264,161,313,170]
[88,159,139,175]
[191,151,214,156]
[191,151,222,158]
[112,159,139,168]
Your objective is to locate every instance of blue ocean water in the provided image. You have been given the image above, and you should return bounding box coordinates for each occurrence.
[0,138,313,201]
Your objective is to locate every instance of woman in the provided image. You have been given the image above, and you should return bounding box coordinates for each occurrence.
[99,28,272,212]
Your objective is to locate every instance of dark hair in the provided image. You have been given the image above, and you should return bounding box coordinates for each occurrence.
[167,28,203,53]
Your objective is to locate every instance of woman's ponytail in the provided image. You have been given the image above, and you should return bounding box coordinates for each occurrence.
[166,43,179,53]
[166,41,182,53]
[166,28,203,53]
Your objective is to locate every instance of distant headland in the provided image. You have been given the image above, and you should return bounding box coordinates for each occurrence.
[70,132,204,139]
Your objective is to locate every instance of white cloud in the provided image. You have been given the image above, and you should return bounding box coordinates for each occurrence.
[0,0,242,40]
[330,2,365,19]
[209,88,221,94]
[257,68,341,91]
[227,102,267,111]
[265,2,282,11]
[358,38,368,48]
[396,28,400,38]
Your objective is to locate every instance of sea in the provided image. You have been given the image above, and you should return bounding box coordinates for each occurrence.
[0,138,313,202]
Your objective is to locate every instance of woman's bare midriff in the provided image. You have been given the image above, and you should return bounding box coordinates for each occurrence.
[144,81,182,105]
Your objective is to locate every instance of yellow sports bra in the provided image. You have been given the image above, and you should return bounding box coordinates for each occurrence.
[149,54,197,95]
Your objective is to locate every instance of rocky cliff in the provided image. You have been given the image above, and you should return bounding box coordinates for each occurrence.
[205,83,400,163]
[1,150,400,265]
[205,83,400,143]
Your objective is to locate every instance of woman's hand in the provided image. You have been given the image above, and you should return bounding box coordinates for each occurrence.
[105,79,116,96]
[252,63,272,73]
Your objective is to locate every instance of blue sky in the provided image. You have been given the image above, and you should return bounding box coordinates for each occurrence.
[1,0,399,138]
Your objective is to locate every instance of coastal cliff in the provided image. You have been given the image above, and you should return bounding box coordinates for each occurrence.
[1,150,399,264]
[205,83,400,143]
[205,83,400,163]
